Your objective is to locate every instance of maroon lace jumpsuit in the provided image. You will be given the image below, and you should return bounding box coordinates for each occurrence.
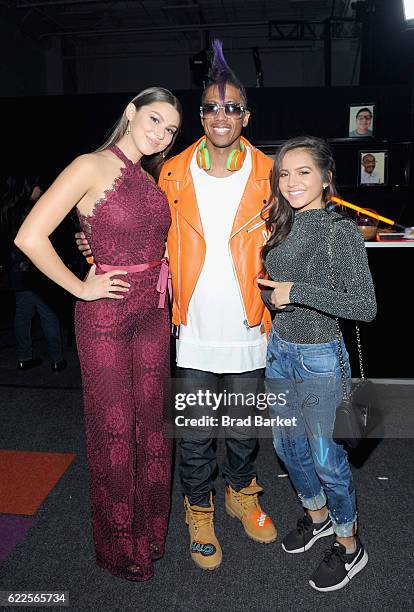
[75,145,172,581]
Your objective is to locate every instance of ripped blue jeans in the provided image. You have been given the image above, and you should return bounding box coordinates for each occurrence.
[265,328,356,537]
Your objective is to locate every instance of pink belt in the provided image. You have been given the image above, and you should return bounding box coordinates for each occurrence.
[97,257,172,309]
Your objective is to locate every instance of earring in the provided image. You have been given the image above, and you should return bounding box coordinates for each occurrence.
[323,183,329,189]
[126,122,131,135]
[160,151,166,159]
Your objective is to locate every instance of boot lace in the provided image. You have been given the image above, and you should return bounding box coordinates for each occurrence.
[234,490,260,512]
[187,505,214,533]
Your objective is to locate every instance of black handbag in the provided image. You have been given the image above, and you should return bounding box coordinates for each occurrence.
[333,378,381,449]
[327,218,382,449]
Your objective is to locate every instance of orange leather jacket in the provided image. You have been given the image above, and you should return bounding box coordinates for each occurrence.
[158,136,273,330]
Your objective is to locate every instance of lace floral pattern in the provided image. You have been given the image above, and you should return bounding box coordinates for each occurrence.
[75,144,172,582]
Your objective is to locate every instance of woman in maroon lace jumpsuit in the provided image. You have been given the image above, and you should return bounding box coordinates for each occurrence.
[15,88,182,581]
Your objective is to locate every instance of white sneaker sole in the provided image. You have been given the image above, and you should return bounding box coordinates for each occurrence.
[309,550,369,592]
[282,524,334,554]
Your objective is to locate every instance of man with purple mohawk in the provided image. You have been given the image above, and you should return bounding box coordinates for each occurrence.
[158,40,277,570]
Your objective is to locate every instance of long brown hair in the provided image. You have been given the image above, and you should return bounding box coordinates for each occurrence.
[97,87,182,180]
[261,136,338,263]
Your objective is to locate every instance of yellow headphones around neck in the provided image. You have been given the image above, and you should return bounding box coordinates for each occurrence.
[196,138,246,172]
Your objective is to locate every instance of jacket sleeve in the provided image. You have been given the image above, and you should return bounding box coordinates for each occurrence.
[289,220,377,322]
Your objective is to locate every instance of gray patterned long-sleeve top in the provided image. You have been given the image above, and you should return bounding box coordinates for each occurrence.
[264,208,377,343]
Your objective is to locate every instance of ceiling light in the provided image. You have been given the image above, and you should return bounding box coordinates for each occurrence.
[403,0,414,21]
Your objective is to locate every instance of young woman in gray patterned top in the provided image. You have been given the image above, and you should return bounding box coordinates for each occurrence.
[258,136,376,592]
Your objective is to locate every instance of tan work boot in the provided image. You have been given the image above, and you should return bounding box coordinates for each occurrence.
[225,477,277,543]
[184,494,222,570]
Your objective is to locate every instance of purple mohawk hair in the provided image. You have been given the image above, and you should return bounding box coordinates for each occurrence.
[203,39,247,105]
[210,39,232,101]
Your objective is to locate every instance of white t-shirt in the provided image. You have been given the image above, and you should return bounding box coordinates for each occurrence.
[176,146,267,373]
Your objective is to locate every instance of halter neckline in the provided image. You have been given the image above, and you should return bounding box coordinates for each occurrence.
[109,144,141,167]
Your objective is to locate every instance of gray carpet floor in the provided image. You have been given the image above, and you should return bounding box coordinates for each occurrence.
[0,332,413,612]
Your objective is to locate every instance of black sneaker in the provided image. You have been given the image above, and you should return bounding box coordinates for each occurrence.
[309,539,368,592]
[282,513,333,553]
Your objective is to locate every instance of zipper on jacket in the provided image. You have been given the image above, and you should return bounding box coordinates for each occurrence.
[228,240,250,328]
[229,204,271,239]
[246,219,266,233]
[228,205,271,326]
[176,208,181,325]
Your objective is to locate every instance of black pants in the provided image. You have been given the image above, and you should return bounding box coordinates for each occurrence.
[177,367,263,506]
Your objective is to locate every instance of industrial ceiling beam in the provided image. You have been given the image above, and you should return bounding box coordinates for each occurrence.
[40,19,269,37]
[268,18,358,41]
[41,17,360,39]
[17,0,114,7]
[62,44,315,60]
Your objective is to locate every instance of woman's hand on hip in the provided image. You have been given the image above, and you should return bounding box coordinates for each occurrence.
[79,265,130,301]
